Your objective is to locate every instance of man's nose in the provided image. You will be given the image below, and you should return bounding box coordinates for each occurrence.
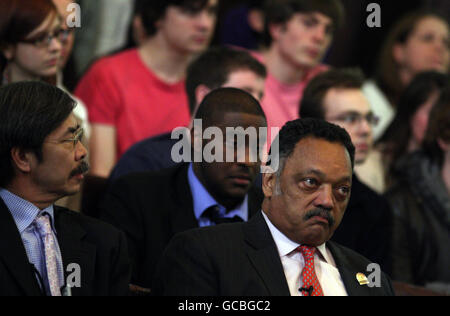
[75,141,88,161]
[314,185,334,210]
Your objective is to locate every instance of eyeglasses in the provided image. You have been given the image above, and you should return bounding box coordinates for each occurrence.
[20,28,72,48]
[329,112,380,127]
[47,128,84,150]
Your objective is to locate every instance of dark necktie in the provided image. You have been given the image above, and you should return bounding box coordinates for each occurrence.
[202,205,244,225]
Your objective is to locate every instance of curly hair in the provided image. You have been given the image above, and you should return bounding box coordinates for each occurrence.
[269,118,355,175]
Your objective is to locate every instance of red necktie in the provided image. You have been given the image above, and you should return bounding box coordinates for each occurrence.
[298,245,324,296]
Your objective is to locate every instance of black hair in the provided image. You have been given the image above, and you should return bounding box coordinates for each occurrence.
[379,71,449,167]
[262,0,345,47]
[0,81,76,186]
[186,46,267,113]
[300,68,365,119]
[269,118,355,173]
[134,0,216,37]
[194,87,266,127]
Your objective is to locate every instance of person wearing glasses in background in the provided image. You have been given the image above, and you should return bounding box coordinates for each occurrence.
[0,81,131,296]
[299,68,393,276]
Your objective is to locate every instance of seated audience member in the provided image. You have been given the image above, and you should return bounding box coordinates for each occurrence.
[299,68,392,274]
[363,10,449,140]
[109,46,266,180]
[75,0,219,178]
[0,0,62,86]
[362,71,448,192]
[0,82,130,296]
[153,118,395,296]
[253,0,345,132]
[100,88,268,290]
[385,85,450,293]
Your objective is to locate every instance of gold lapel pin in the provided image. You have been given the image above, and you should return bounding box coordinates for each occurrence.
[356,273,369,285]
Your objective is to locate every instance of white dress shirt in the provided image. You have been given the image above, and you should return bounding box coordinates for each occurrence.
[262,211,348,296]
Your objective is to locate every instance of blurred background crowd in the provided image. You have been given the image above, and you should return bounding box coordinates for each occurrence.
[0,0,449,295]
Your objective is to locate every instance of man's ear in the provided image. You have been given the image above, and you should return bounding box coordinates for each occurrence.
[248,9,264,33]
[10,147,35,174]
[194,85,211,108]
[437,138,450,152]
[268,22,286,42]
[132,15,147,46]
[392,43,406,66]
[262,168,277,198]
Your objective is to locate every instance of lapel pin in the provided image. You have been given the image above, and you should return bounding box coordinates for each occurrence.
[356,272,369,285]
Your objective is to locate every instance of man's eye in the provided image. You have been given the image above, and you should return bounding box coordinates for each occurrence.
[303,178,319,187]
[337,186,351,196]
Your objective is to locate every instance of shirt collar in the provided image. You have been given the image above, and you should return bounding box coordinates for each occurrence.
[0,188,55,233]
[187,163,248,221]
[262,210,329,263]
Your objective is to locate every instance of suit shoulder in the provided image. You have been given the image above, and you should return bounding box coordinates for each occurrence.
[172,223,245,248]
[55,207,124,239]
[328,240,378,268]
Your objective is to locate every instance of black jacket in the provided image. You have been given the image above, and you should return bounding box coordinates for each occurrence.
[0,200,131,296]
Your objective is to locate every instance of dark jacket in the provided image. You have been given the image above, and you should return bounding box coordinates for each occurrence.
[0,200,131,296]
[385,151,450,288]
[109,132,178,181]
[153,211,395,296]
[99,163,264,289]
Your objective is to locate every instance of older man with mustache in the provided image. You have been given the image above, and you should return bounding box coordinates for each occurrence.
[0,81,131,296]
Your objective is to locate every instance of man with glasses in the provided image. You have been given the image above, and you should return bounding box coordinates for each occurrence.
[299,68,393,275]
[0,82,130,296]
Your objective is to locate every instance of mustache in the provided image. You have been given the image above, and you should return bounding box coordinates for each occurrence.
[303,207,335,227]
[70,161,90,177]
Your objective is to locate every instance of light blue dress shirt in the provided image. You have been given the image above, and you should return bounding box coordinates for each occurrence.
[0,188,65,296]
[187,163,248,227]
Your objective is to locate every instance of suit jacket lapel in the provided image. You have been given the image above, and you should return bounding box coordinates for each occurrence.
[0,200,43,296]
[244,212,290,296]
[54,207,95,296]
[327,241,373,296]
[168,164,198,235]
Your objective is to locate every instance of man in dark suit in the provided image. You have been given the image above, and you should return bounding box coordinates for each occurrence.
[153,118,395,296]
[299,68,393,275]
[100,88,268,290]
[0,82,130,296]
